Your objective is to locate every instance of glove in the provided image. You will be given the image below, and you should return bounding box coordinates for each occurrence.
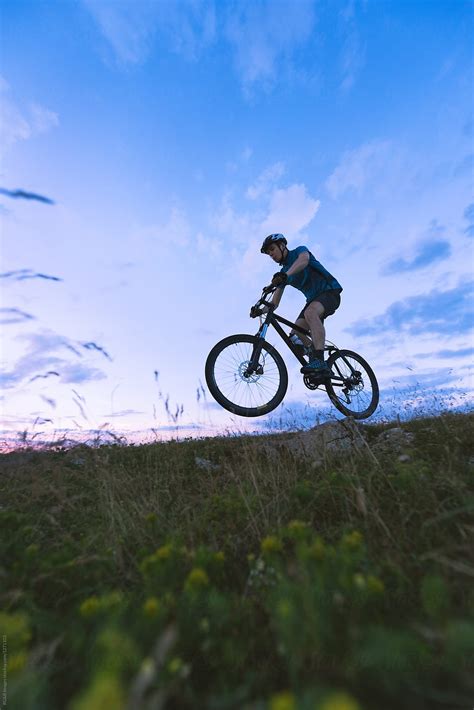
[250,305,270,318]
[271,272,288,287]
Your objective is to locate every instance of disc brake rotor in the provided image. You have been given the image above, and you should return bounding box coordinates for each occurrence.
[238,360,262,383]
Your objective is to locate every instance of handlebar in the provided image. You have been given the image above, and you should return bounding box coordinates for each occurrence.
[249,284,277,318]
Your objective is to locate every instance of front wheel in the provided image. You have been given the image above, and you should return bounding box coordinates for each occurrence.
[325,349,379,419]
[205,334,288,417]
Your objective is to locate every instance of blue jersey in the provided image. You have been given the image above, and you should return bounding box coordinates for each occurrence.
[280,246,342,303]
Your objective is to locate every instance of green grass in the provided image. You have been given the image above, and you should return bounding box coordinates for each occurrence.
[1,411,473,709]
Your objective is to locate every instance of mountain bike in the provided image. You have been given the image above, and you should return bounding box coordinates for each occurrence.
[205,284,379,420]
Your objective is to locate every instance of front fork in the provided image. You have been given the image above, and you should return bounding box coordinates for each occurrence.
[245,324,269,376]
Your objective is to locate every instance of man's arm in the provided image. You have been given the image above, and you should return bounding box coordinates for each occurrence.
[271,287,284,308]
[286,250,309,278]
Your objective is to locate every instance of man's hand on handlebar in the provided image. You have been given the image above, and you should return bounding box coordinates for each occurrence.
[250,304,270,318]
[271,272,288,287]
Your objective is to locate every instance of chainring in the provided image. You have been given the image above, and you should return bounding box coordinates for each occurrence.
[303,373,325,390]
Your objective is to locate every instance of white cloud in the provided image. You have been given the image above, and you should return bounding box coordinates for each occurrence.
[83,1,316,93]
[226,145,255,174]
[197,231,223,259]
[82,0,216,65]
[237,182,320,282]
[262,183,320,234]
[338,0,366,91]
[225,0,316,93]
[163,206,192,246]
[0,78,59,156]
[138,206,192,248]
[29,103,59,134]
[325,140,392,199]
[246,162,285,200]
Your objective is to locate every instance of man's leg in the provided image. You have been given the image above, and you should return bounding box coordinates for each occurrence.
[291,318,313,347]
[300,301,330,375]
[302,301,325,352]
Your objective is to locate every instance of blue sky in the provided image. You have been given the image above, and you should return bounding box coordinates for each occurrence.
[1,0,473,446]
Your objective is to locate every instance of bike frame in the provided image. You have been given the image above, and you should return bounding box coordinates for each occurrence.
[249,304,335,366]
[247,302,358,394]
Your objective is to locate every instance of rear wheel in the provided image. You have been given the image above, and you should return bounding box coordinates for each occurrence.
[205,334,288,417]
[325,349,379,419]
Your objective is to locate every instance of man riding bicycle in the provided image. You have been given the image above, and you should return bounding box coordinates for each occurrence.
[260,233,342,378]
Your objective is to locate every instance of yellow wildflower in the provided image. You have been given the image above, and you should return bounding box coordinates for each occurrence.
[156,544,172,560]
[319,691,360,710]
[185,567,209,590]
[143,597,160,617]
[101,591,123,609]
[71,672,125,710]
[168,657,183,674]
[367,575,385,594]
[214,551,225,563]
[79,596,100,618]
[309,537,326,561]
[342,531,363,549]
[261,536,282,554]
[200,617,210,633]
[0,612,31,651]
[353,573,366,590]
[270,690,296,710]
[288,520,308,533]
[277,599,292,619]
[8,651,27,674]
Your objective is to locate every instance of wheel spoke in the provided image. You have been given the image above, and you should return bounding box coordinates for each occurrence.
[325,350,379,419]
[206,336,287,416]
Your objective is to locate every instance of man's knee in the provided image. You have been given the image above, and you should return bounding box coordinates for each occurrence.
[305,301,325,321]
[294,318,307,329]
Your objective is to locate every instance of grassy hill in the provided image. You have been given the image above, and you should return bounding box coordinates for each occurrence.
[1,412,473,709]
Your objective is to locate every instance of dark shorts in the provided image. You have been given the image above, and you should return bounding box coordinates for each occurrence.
[298,289,341,321]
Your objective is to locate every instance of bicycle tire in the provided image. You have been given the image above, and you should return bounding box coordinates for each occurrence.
[205,334,288,417]
[325,349,379,419]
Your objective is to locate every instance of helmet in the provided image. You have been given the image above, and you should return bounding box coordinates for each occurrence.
[260,233,287,254]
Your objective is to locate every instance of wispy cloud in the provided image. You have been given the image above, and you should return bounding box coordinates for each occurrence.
[0,77,59,156]
[225,0,316,94]
[347,278,474,338]
[60,363,107,384]
[325,139,392,199]
[246,162,285,200]
[100,409,145,418]
[209,178,321,281]
[82,0,216,65]
[0,188,55,205]
[338,0,366,91]
[453,152,474,178]
[416,347,474,360]
[261,183,320,235]
[196,232,223,259]
[84,0,316,94]
[0,331,109,389]
[382,222,451,274]
[463,203,474,237]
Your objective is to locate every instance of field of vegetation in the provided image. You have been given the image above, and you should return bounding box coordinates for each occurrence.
[1,411,473,710]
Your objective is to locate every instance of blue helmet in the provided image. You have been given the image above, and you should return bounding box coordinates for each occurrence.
[260,233,287,254]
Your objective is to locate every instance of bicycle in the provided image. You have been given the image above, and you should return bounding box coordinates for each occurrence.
[205,284,379,420]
